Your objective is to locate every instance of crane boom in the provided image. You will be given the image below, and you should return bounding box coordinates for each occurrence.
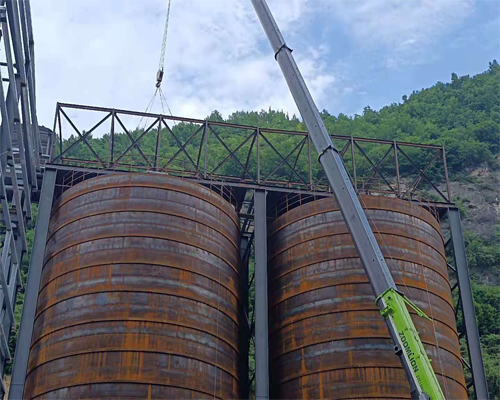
[251,1,445,399]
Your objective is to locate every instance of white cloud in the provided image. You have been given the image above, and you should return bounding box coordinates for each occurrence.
[29,0,483,138]
[31,0,339,136]
[330,0,476,69]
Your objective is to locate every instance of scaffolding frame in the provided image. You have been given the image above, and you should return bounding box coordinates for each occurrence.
[0,1,52,395]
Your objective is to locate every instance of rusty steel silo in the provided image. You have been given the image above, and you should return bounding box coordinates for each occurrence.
[268,196,466,399]
[24,174,243,399]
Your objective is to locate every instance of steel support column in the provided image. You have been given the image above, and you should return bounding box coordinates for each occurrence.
[448,208,489,399]
[239,233,251,400]
[9,169,56,400]
[254,189,269,400]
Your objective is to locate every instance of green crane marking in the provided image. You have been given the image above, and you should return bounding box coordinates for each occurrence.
[377,288,446,400]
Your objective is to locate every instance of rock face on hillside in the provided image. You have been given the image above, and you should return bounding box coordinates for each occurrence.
[442,162,500,286]
[451,167,500,241]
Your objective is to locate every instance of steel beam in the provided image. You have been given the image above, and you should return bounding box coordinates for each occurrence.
[55,102,444,148]
[54,102,451,202]
[9,169,56,400]
[448,208,489,400]
[254,189,269,400]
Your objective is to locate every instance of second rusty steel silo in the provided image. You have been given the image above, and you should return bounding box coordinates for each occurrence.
[24,174,244,399]
[268,196,467,399]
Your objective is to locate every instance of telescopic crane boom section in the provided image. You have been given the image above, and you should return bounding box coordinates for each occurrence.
[250,1,445,399]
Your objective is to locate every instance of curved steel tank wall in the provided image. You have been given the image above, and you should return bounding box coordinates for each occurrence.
[268,196,466,399]
[25,174,243,399]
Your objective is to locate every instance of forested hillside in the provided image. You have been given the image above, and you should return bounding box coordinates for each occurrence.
[227,60,500,176]
[11,62,500,396]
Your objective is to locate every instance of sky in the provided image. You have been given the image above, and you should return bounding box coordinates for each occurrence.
[31,0,500,135]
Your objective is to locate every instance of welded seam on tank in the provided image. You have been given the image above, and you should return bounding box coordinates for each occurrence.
[269,206,443,241]
[268,228,448,267]
[268,258,451,298]
[268,203,443,239]
[37,262,240,305]
[268,327,463,364]
[54,178,239,219]
[275,374,467,396]
[47,210,239,254]
[270,317,460,355]
[39,258,239,307]
[268,233,446,276]
[268,248,451,291]
[277,196,443,230]
[33,289,241,331]
[30,386,224,400]
[272,366,460,399]
[41,243,239,283]
[37,281,239,321]
[268,276,455,312]
[268,324,462,360]
[268,303,460,343]
[42,235,240,277]
[49,197,239,240]
[57,174,238,218]
[268,261,452,306]
[28,320,237,353]
[268,216,445,258]
[270,213,444,248]
[51,183,240,229]
[271,252,451,290]
[27,380,226,400]
[36,272,239,316]
[270,298,458,337]
[274,369,467,392]
[25,347,240,382]
[45,222,239,272]
[29,318,241,356]
[273,363,467,390]
[28,328,238,369]
[268,258,452,302]
[46,209,240,253]
[270,208,444,239]
[272,350,465,386]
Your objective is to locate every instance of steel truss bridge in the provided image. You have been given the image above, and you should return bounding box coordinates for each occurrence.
[0,3,489,399]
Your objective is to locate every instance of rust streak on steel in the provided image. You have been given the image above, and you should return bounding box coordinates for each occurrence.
[267,196,467,399]
[24,173,244,400]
